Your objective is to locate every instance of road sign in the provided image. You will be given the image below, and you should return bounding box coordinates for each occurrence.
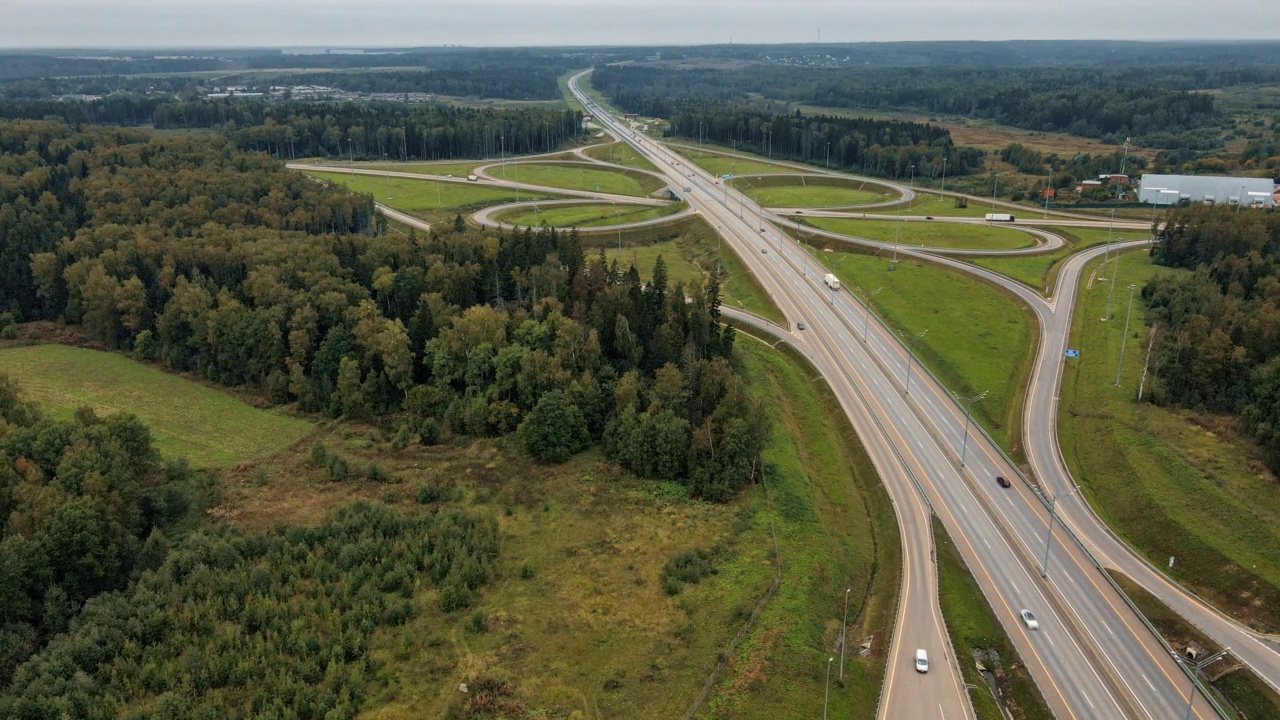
[1064,349,1080,358]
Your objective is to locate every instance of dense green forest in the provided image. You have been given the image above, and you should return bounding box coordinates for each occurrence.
[663,103,983,179]
[1145,205,1280,470]
[258,68,562,100]
[592,64,1233,149]
[1,118,764,500]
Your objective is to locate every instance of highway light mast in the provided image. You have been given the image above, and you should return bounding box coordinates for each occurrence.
[898,329,929,395]
[1036,485,1082,577]
[1172,648,1230,720]
[955,390,989,467]
[1115,284,1138,387]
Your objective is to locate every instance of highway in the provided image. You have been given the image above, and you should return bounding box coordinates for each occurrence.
[567,69,1220,719]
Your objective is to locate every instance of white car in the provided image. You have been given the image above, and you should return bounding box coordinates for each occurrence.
[1020,609,1040,630]
[915,648,929,673]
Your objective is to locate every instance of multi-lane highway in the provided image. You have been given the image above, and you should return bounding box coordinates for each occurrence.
[567,69,1226,719]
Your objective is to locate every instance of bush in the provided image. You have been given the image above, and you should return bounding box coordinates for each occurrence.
[311,440,328,466]
[364,462,391,483]
[391,425,411,451]
[439,581,473,612]
[420,417,442,445]
[326,454,350,481]
[660,548,717,595]
[517,390,590,463]
[416,481,452,504]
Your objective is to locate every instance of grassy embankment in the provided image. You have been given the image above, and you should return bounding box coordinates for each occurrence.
[491,162,667,198]
[935,519,1053,720]
[813,248,1037,454]
[671,145,805,177]
[353,161,481,178]
[304,170,555,226]
[1108,571,1280,719]
[862,194,1011,219]
[582,141,660,173]
[599,217,785,325]
[970,226,1145,295]
[0,344,312,467]
[1060,249,1280,632]
[211,323,897,718]
[804,217,1037,251]
[735,182,887,209]
[500,202,684,229]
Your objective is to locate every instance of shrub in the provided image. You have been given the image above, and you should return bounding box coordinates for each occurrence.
[660,548,717,595]
[439,581,473,612]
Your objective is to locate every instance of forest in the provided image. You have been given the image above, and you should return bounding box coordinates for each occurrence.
[257,68,563,101]
[660,102,984,180]
[1145,205,1280,470]
[591,64,1230,149]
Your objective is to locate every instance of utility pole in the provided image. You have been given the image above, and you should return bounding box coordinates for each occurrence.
[824,657,834,720]
[1037,485,1081,577]
[900,329,929,395]
[839,588,851,680]
[955,390,988,466]
[825,141,831,172]
[1115,284,1138,387]
[1138,323,1159,402]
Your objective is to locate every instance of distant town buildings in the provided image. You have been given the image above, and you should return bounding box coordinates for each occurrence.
[1138,174,1276,207]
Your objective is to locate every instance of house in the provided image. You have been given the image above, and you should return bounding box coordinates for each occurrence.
[1042,187,1056,199]
[1102,174,1131,185]
[1076,179,1104,193]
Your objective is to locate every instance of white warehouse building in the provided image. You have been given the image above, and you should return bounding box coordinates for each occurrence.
[1138,174,1276,207]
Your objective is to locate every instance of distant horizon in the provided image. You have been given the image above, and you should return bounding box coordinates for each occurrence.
[5,38,1280,53]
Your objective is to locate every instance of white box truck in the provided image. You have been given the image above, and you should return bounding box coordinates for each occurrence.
[823,273,841,290]
[985,213,1015,222]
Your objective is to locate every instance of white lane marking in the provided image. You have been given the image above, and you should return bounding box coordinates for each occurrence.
[982,537,991,550]
[1143,674,1157,693]
[1011,581,1021,595]
[1083,692,1095,709]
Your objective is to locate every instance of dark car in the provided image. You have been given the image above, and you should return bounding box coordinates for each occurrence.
[924,216,934,220]
[996,476,1011,488]
[797,322,806,331]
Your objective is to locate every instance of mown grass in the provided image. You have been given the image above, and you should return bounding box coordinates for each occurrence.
[804,217,1036,251]
[492,162,666,197]
[671,145,804,177]
[558,71,586,113]
[305,170,555,225]
[583,141,660,173]
[357,161,481,178]
[969,226,1140,295]
[813,248,1037,454]
[865,194,1004,219]
[598,217,785,325]
[738,184,886,208]
[502,202,683,229]
[1108,571,1280,720]
[0,344,313,467]
[692,331,900,719]
[1060,249,1280,631]
[935,518,1054,720]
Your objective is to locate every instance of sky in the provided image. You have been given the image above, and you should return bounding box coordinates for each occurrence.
[2,0,1278,49]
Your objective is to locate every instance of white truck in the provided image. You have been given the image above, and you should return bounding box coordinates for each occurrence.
[823,273,841,290]
[985,213,1015,222]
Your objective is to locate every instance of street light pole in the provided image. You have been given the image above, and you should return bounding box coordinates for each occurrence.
[955,390,989,466]
[1173,648,1230,720]
[991,172,1006,209]
[839,588,851,680]
[824,657,834,720]
[825,141,831,172]
[1038,485,1082,577]
[1115,284,1138,387]
[900,329,929,395]
[941,156,947,196]
[861,288,882,343]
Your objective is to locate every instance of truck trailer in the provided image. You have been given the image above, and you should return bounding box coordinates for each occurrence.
[984,213,1015,222]
[823,273,841,290]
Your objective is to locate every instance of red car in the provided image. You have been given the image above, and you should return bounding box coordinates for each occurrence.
[996,476,1011,488]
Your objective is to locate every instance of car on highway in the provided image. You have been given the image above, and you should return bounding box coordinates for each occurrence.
[761,247,768,253]
[1020,609,1040,630]
[797,322,806,331]
[915,649,929,673]
[996,476,1011,488]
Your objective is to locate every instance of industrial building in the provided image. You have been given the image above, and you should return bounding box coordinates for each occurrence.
[1138,174,1276,207]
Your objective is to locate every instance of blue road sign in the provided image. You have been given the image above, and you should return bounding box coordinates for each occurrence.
[1064,349,1080,358]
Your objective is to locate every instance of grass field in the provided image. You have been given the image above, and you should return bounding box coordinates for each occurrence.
[737,183,887,208]
[600,217,785,325]
[0,344,313,467]
[935,518,1053,720]
[218,328,897,718]
[502,202,683,228]
[358,162,481,178]
[671,146,805,177]
[491,162,666,197]
[1060,250,1280,631]
[558,71,586,113]
[582,141,660,173]
[970,226,1138,295]
[1109,571,1280,719]
[693,332,900,718]
[804,217,1037,251]
[814,249,1037,453]
[305,170,554,225]
[863,194,1010,219]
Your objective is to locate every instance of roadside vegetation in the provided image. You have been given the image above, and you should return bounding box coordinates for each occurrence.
[812,248,1037,454]
[305,169,555,225]
[1059,249,1280,631]
[968,225,1140,295]
[357,161,482,178]
[935,519,1054,720]
[863,194,1001,219]
[500,201,683,229]
[803,217,1036,251]
[583,140,660,173]
[671,145,804,177]
[0,344,312,467]
[735,182,886,209]
[489,161,666,197]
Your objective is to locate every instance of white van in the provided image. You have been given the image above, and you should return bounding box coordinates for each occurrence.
[915,649,929,673]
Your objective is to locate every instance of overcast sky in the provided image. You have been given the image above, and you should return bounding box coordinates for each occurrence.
[3,0,1278,49]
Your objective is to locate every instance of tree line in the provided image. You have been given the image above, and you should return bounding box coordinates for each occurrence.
[592,64,1227,149]
[1145,205,1280,471]
[3,118,767,500]
[260,68,563,101]
[663,102,983,180]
